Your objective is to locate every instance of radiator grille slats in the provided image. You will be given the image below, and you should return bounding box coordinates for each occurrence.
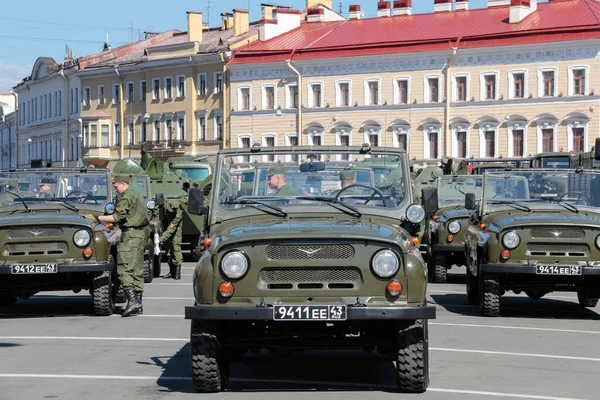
[266,245,354,260]
[5,242,68,256]
[260,268,360,283]
[530,228,585,239]
[526,243,588,257]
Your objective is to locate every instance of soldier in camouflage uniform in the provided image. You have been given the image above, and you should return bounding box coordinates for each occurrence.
[161,198,183,280]
[267,167,297,196]
[98,174,149,317]
[0,180,21,206]
[335,170,364,196]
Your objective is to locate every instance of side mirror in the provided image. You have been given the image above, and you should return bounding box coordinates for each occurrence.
[188,187,207,215]
[155,193,164,206]
[465,192,476,210]
[595,138,600,161]
[421,187,438,217]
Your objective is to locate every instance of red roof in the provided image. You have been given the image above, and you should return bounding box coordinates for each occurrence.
[231,0,600,64]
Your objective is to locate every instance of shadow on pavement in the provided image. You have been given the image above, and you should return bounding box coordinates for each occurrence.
[0,343,22,348]
[0,294,125,319]
[431,293,600,320]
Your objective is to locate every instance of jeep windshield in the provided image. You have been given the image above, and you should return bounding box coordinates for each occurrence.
[482,169,600,213]
[215,148,410,217]
[438,175,482,207]
[0,170,111,208]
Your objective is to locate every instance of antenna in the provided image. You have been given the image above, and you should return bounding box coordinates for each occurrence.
[127,21,134,42]
[338,2,343,14]
[207,0,212,28]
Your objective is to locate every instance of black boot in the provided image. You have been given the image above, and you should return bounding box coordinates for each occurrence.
[173,264,181,280]
[135,291,143,314]
[163,264,176,279]
[122,289,142,317]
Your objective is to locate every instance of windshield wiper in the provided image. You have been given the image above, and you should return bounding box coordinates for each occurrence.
[487,200,531,212]
[221,199,287,217]
[544,197,579,213]
[296,196,362,218]
[43,198,80,212]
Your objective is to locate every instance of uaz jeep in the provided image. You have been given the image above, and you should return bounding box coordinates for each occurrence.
[185,145,436,392]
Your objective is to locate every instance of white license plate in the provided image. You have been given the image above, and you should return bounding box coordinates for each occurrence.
[273,305,347,321]
[11,264,58,274]
[536,265,581,275]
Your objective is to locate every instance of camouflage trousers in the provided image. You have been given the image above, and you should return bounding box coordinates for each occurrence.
[118,230,146,292]
[164,226,183,266]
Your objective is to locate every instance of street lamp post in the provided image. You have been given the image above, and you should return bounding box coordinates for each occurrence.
[27,137,32,165]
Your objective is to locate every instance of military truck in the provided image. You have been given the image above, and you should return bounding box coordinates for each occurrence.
[0,167,120,315]
[530,151,594,169]
[465,166,600,317]
[425,175,483,283]
[184,145,436,393]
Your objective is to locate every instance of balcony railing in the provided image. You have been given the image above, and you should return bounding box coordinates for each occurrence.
[147,140,192,151]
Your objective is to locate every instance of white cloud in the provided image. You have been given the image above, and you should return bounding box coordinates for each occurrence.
[0,60,32,92]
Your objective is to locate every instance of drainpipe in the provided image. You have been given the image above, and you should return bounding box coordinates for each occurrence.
[286,49,302,145]
[77,117,84,165]
[9,89,17,167]
[115,66,124,161]
[444,38,460,158]
[220,51,232,149]
[59,69,69,166]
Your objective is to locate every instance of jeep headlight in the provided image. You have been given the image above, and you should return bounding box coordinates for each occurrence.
[221,251,248,279]
[371,249,399,278]
[406,204,425,224]
[502,231,520,249]
[73,229,91,247]
[595,235,600,249]
[448,220,461,234]
[146,199,156,210]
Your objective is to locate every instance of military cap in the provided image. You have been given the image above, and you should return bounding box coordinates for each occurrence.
[7,179,19,188]
[111,174,130,184]
[267,167,286,178]
[339,170,356,181]
[39,177,56,185]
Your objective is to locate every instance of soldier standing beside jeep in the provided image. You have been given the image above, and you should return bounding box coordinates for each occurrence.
[98,174,149,317]
[161,198,183,280]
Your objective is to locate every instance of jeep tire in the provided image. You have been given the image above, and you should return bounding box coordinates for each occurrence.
[466,262,480,306]
[0,292,17,307]
[190,320,227,392]
[577,291,599,308]
[432,252,447,284]
[92,270,116,316]
[143,249,153,284]
[190,236,203,262]
[396,320,429,393]
[480,278,501,317]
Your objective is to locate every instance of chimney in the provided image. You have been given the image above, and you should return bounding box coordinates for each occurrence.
[307,7,325,22]
[221,13,233,30]
[377,1,392,17]
[455,0,469,10]
[233,8,249,36]
[489,0,511,6]
[261,3,275,20]
[393,0,412,16]
[509,0,537,23]
[187,11,203,43]
[349,5,362,19]
[306,0,332,10]
[433,0,452,12]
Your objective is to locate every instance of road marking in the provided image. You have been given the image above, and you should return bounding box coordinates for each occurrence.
[0,374,586,399]
[0,336,187,342]
[433,347,600,362]
[431,322,600,335]
[428,289,578,300]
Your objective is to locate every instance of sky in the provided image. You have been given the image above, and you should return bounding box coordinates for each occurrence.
[0,0,549,92]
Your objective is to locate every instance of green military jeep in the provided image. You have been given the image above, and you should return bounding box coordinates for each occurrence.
[465,167,600,317]
[0,167,120,315]
[184,145,436,393]
[425,175,482,283]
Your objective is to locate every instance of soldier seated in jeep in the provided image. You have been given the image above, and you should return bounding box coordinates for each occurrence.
[185,145,436,393]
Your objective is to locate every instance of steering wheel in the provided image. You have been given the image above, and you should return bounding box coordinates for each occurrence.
[66,191,97,204]
[559,191,590,205]
[493,191,515,199]
[334,184,386,205]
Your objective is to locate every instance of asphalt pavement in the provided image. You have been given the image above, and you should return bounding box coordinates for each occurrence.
[1,264,599,400]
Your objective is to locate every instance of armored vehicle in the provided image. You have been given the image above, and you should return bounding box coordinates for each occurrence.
[0,167,119,315]
[425,175,483,283]
[165,155,212,183]
[185,145,436,393]
[465,167,600,317]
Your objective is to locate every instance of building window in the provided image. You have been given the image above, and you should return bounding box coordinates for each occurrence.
[368,132,379,147]
[112,84,120,104]
[215,73,223,94]
[198,116,206,141]
[287,134,299,161]
[153,120,161,141]
[75,88,79,113]
[98,86,105,105]
[484,131,495,157]
[152,79,160,100]
[397,132,408,152]
[239,87,251,111]
[484,75,496,100]
[513,129,524,157]
[215,115,223,140]
[287,84,298,109]
[113,123,121,146]
[263,85,275,110]
[198,74,207,95]
[128,122,134,145]
[126,82,134,103]
[91,124,98,147]
[456,76,467,102]
[70,90,73,114]
[513,73,525,99]
[140,81,147,101]
[542,128,554,152]
[54,92,58,116]
[141,121,147,143]
[100,124,109,147]
[240,136,251,162]
[457,131,467,158]
[164,77,172,99]
[84,87,91,106]
[395,78,409,104]
[310,83,322,108]
[542,70,555,97]
[177,75,185,97]
[429,132,438,158]
[165,119,173,141]
[366,79,379,105]
[337,81,350,106]
[573,127,585,152]
[572,68,586,96]
[177,117,185,141]
[428,78,439,103]
[264,135,275,161]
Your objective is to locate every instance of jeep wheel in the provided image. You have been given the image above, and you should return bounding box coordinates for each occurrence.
[480,279,501,317]
[190,320,227,392]
[432,264,447,284]
[577,291,599,308]
[153,254,161,278]
[92,270,116,316]
[466,267,480,305]
[143,249,153,284]
[0,292,17,307]
[396,320,429,393]
[116,285,126,303]
[190,236,203,262]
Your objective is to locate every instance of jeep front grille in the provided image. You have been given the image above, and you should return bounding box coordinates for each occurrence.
[526,243,588,257]
[530,228,585,240]
[266,245,354,260]
[4,242,68,256]
[7,227,63,239]
[260,268,360,290]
